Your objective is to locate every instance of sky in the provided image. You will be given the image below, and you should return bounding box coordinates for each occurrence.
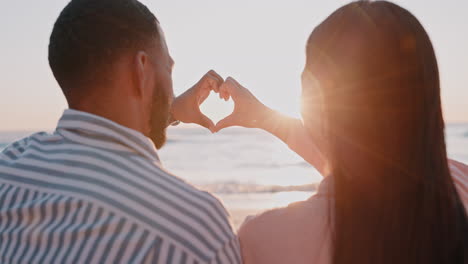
[0,0,467,131]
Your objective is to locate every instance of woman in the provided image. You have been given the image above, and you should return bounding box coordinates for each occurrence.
[214,1,468,263]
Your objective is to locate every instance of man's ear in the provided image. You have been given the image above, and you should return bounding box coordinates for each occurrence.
[133,51,149,98]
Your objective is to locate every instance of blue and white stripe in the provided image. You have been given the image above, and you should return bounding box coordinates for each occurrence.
[0,109,241,264]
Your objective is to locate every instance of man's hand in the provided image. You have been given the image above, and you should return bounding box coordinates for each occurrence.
[213,77,272,132]
[171,70,223,132]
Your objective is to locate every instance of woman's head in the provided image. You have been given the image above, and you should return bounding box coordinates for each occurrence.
[301,1,467,263]
[302,1,441,175]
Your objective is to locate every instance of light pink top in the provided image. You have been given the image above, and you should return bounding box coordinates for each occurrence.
[238,128,468,264]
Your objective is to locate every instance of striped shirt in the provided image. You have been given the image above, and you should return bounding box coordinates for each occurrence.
[0,109,241,264]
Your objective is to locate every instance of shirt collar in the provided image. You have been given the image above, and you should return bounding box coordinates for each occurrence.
[56,109,160,163]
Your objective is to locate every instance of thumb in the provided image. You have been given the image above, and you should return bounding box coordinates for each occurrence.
[197,113,215,133]
[213,114,238,133]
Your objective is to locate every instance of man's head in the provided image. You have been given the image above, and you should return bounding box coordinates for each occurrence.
[49,0,174,149]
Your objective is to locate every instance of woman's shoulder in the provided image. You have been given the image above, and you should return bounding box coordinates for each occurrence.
[449,159,468,174]
[238,202,330,264]
[238,178,333,264]
[448,159,468,211]
[239,177,333,236]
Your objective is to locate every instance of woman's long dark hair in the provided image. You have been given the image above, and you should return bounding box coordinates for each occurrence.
[303,1,467,263]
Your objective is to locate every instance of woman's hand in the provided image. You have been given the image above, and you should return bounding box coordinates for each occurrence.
[214,77,328,175]
[171,70,223,132]
[213,77,273,132]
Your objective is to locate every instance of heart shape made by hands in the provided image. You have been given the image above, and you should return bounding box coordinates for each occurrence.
[199,90,234,125]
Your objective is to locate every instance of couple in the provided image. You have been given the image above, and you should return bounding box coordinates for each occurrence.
[0,0,467,263]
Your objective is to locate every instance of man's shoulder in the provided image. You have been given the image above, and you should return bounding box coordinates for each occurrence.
[149,164,235,229]
[130,156,232,219]
[63,151,237,251]
[105,161,239,263]
[1,132,53,161]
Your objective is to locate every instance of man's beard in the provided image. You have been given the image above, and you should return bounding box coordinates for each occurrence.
[148,89,171,150]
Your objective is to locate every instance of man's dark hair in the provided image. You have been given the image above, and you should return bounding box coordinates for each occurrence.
[48,0,159,95]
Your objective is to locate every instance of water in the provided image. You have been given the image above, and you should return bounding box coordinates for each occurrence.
[161,124,468,188]
[160,126,322,192]
[1,124,468,220]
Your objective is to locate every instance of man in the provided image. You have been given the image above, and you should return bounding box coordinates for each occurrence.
[0,0,241,263]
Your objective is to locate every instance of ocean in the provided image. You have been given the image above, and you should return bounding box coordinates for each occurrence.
[1,124,468,226]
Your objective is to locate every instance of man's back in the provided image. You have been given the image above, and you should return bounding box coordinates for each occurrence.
[0,109,240,264]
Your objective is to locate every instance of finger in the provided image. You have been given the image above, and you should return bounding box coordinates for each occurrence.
[213,114,237,133]
[223,92,230,101]
[207,70,224,86]
[226,77,255,101]
[197,113,215,133]
[218,82,228,99]
[219,79,234,94]
[203,77,220,93]
[220,78,239,101]
[219,86,230,101]
[226,76,244,89]
[206,70,224,92]
[223,90,231,101]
